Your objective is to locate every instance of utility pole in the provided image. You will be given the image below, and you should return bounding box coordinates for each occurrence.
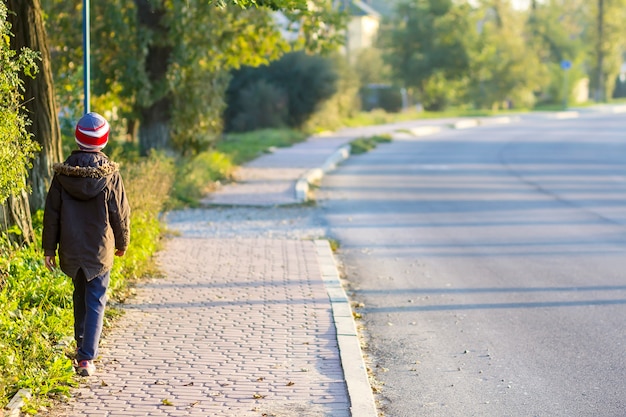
[83,0,90,113]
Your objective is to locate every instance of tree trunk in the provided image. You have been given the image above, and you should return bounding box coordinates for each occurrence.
[7,0,63,211]
[135,0,174,155]
[0,190,35,245]
[139,97,172,154]
[595,0,605,102]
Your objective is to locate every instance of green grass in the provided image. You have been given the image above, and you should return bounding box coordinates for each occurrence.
[349,134,393,155]
[0,222,76,413]
[342,98,626,128]
[170,128,308,208]
[216,128,307,165]
[341,107,519,128]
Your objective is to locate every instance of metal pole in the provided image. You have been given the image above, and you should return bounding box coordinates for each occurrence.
[562,69,569,110]
[83,0,90,114]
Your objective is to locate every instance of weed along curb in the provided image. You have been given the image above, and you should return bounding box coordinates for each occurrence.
[315,240,378,417]
[295,144,351,202]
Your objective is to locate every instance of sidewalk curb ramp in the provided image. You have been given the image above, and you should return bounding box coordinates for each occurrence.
[296,145,351,202]
[315,240,378,417]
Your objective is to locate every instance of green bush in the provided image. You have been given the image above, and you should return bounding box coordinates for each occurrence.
[229,80,288,132]
[170,128,307,207]
[304,53,361,133]
[216,128,307,165]
[224,51,338,132]
[0,222,75,412]
[0,2,40,204]
[361,85,403,113]
[171,151,234,208]
[349,134,392,155]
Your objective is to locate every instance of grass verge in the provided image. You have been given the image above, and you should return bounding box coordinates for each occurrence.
[171,128,307,207]
[339,99,626,129]
[349,134,392,155]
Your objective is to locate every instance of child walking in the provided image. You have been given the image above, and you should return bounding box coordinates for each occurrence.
[43,112,130,376]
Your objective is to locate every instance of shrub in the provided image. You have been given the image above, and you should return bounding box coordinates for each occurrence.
[229,80,288,132]
[224,51,338,132]
[0,2,40,204]
[349,134,392,155]
[304,53,361,133]
[360,84,404,113]
[171,151,234,208]
[170,128,307,207]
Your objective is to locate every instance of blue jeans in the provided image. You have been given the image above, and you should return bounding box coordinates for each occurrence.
[73,269,110,361]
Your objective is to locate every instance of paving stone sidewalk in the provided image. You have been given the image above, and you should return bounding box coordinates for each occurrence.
[59,238,351,417]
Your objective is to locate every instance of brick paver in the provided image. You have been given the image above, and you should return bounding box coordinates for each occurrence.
[63,238,350,417]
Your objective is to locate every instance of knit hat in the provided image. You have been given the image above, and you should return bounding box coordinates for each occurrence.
[75,112,110,151]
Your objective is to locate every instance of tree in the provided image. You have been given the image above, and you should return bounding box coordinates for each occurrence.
[526,0,587,105]
[382,0,472,110]
[353,47,391,87]
[585,0,626,102]
[135,0,344,154]
[7,0,64,212]
[0,2,40,243]
[43,0,344,156]
[467,0,547,110]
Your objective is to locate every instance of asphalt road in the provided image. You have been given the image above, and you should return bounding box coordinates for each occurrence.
[318,112,626,417]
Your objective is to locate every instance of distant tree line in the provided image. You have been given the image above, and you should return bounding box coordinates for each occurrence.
[360,0,626,111]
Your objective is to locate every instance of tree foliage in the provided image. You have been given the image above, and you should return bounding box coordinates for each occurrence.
[380,0,626,110]
[583,0,626,101]
[0,3,40,204]
[41,0,345,155]
[467,0,547,110]
[381,0,472,110]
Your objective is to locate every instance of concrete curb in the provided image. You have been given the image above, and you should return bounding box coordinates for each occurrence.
[610,104,626,113]
[479,116,520,125]
[408,125,443,136]
[295,144,351,202]
[4,389,31,417]
[315,240,377,417]
[452,119,480,129]
[547,111,580,119]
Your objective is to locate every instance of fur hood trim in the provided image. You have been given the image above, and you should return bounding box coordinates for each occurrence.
[53,161,119,178]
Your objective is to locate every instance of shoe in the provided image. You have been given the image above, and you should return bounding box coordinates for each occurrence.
[77,360,96,376]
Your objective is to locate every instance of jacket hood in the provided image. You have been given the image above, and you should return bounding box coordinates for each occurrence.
[53,151,119,201]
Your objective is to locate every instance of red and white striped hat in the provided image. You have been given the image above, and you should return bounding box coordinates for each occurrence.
[75,112,110,151]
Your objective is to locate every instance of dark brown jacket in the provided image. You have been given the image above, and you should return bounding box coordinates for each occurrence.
[43,151,130,280]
